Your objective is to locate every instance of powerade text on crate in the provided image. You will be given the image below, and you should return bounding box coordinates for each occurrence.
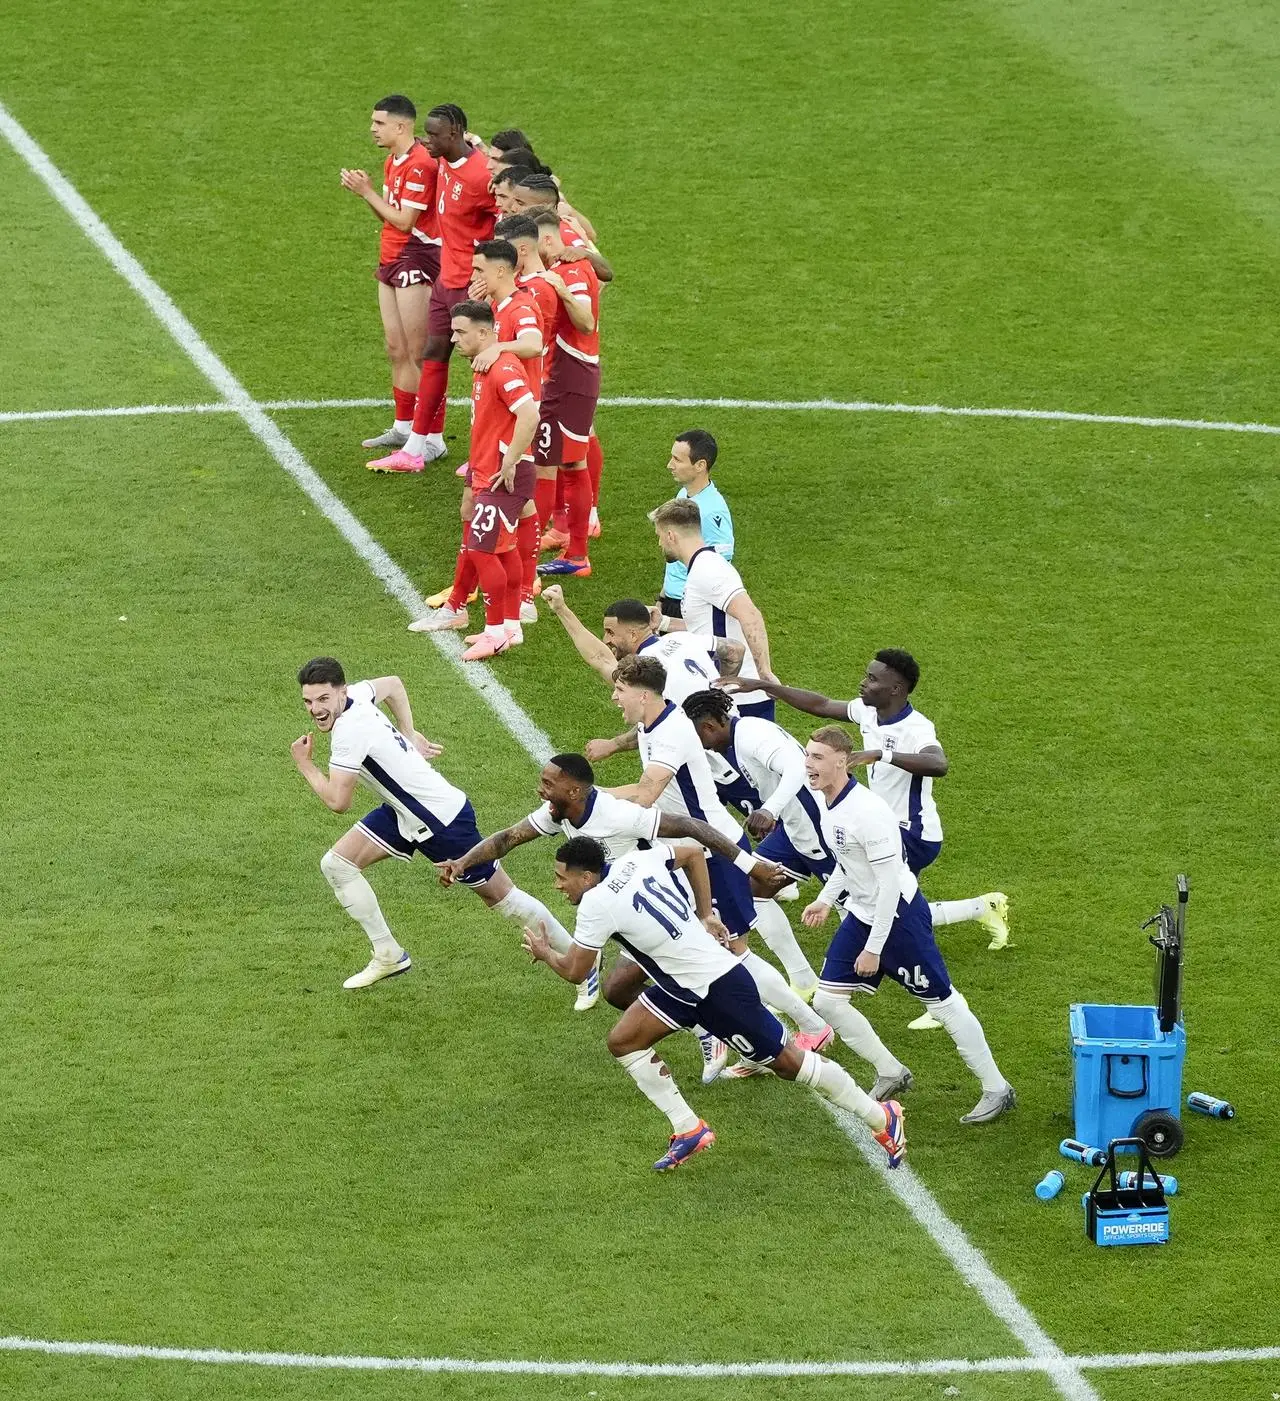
[1084,1139,1171,1246]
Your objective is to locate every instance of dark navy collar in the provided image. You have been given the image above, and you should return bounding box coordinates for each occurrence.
[828,776,859,808]
[645,700,676,732]
[343,696,355,712]
[577,787,599,824]
[687,545,716,569]
[637,634,659,653]
[725,717,745,775]
[879,702,914,726]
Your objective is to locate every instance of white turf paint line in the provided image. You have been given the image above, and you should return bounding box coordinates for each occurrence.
[0,100,554,770]
[5,393,1280,436]
[0,1335,1277,1380]
[0,97,1104,1399]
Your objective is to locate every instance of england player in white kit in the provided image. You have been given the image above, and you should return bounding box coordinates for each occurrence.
[291,657,574,993]
[608,655,834,1054]
[801,726,1016,1124]
[681,688,829,995]
[521,837,905,1172]
[535,587,746,765]
[650,496,777,719]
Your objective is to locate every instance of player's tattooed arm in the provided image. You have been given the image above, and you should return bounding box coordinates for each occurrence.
[542,586,619,683]
[726,591,775,682]
[654,814,790,897]
[585,727,639,762]
[712,639,746,679]
[438,818,540,883]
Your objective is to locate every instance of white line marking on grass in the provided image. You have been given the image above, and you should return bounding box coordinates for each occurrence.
[0,99,555,769]
[0,1335,1276,1379]
[3,394,1280,436]
[0,96,1102,1398]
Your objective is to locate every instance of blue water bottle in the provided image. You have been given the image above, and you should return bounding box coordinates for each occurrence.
[1118,1171,1178,1195]
[1187,1092,1234,1119]
[1059,1139,1107,1167]
[1035,1171,1065,1201]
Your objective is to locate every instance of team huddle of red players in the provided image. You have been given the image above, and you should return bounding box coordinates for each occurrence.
[340,96,610,660]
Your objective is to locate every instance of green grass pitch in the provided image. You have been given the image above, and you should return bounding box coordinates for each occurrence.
[1,1,1278,1398]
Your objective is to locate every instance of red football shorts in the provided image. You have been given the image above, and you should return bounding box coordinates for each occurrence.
[428,281,474,337]
[374,242,440,289]
[468,489,523,553]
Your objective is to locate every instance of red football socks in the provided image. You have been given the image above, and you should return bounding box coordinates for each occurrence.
[393,386,416,422]
[534,476,557,531]
[563,467,592,558]
[586,434,603,506]
[502,548,523,622]
[446,543,477,614]
[467,549,508,626]
[412,358,450,436]
[517,514,540,598]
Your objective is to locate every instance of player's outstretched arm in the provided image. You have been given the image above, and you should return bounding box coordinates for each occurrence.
[585,727,639,762]
[437,817,541,883]
[541,586,619,683]
[720,675,849,720]
[522,923,597,983]
[726,591,775,682]
[853,744,949,778]
[290,735,360,813]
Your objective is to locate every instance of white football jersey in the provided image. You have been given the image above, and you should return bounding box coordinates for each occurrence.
[527,787,660,861]
[329,680,467,840]
[634,631,722,706]
[726,716,828,860]
[846,699,943,842]
[571,844,740,999]
[638,701,744,845]
[680,546,767,706]
[816,777,918,925]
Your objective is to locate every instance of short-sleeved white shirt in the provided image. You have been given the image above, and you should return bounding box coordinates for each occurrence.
[846,699,943,842]
[816,777,918,924]
[572,844,740,999]
[526,787,660,862]
[680,546,767,707]
[329,680,467,840]
[726,716,827,860]
[638,701,744,844]
[634,631,722,706]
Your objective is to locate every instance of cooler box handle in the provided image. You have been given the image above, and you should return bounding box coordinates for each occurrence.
[1105,1053,1147,1099]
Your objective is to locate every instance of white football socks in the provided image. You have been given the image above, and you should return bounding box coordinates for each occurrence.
[616,1049,699,1133]
[930,897,987,926]
[812,988,905,1078]
[742,951,826,1035]
[319,850,403,962]
[929,990,1007,1092]
[392,417,413,435]
[752,899,818,986]
[404,431,427,456]
[796,1050,886,1130]
[494,887,572,952]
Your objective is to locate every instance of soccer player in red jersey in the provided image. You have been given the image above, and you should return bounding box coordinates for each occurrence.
[411,302,538,660]
[340,96,441,454]
[508,174,610,543]
[368,105,498,474]
[528,211,602,580]
[425,240,547,621]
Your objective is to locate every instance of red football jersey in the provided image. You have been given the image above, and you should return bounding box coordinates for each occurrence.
[547,257,600,366]
[469,350,537,491]
[436,148,498,287]
[380,143,439,262]
[559,217,589,251]
[517,271,562,382]
[493,288,545,390]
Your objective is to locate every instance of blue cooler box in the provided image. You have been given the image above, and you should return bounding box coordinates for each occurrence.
[1069,1003,1186,1156]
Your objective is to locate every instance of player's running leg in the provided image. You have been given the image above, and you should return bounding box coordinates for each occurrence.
[929,893,1011,950]
[811,985,913,1100]
[723,951,831,1076]
[607,1001,713,1171]
[322,826,412,989]
[751,898,819,996]
[926,990,1016,1123]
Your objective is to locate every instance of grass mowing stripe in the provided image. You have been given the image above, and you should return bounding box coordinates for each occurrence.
[0,95,1099,1401]
[0,1335,1275,1379]
[5,394,1280,436]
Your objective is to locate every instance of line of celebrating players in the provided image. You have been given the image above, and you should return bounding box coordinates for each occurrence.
[340,97,610,660]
